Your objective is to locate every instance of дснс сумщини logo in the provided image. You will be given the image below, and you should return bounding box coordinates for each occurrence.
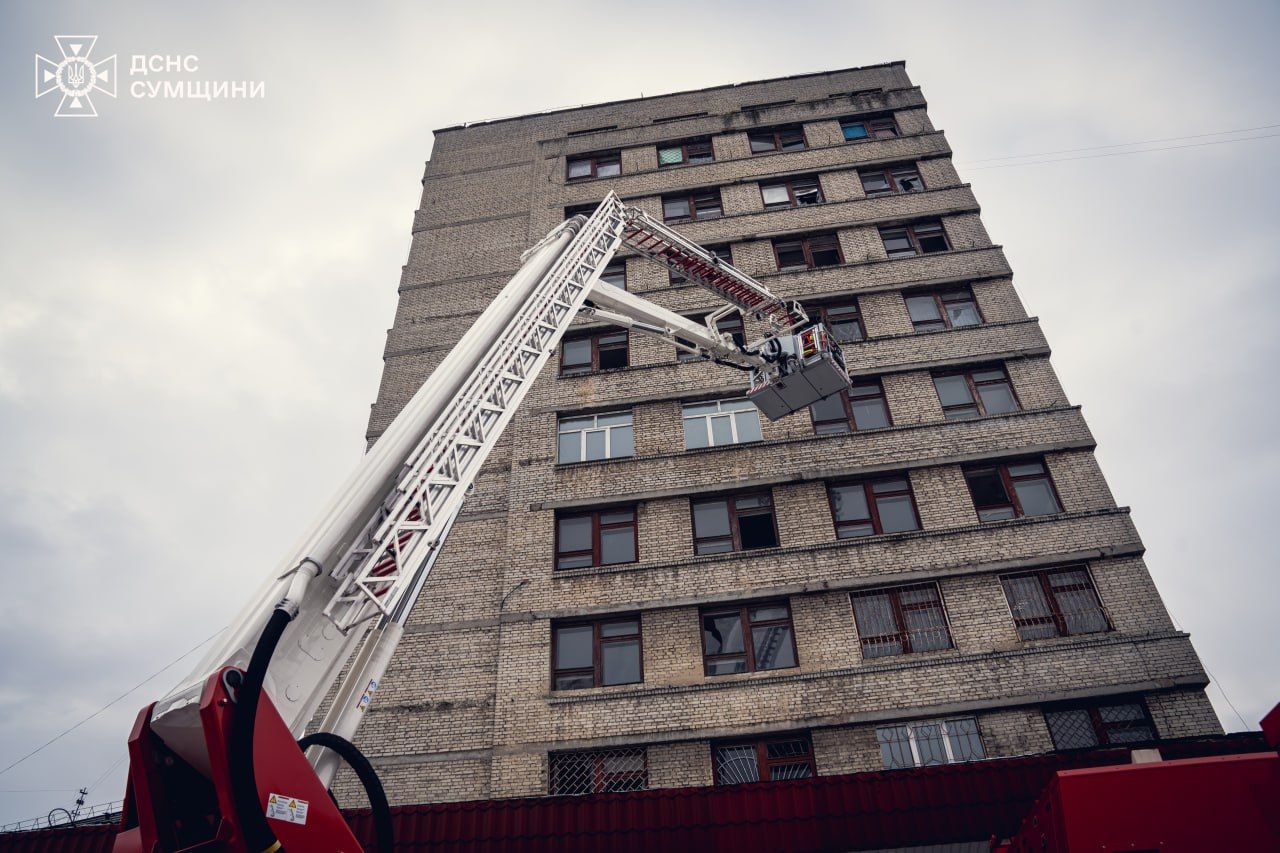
[35,36,117,117]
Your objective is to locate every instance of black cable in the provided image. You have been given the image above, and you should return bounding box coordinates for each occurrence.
[228,608,293,853]
[297,732,394,853]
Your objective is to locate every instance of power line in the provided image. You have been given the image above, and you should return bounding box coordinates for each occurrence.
[0,627,224,779]
[86,753,129,795]
[957,122,1280,165]
[961,131,1280,171]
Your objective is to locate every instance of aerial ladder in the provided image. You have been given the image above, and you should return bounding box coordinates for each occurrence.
[113,192,854,852]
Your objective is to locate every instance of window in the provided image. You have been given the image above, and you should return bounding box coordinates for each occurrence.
[852,583,951,658]
[671,243,731,284]
[748,125,807,154]
[932,366,1019,420]
[841,116,899,141]
[905,287,982,332]
[557,411,634,464]
[809,301,864,344]
[964,459,1062,522]
[878,718,985,769]
[1001,567,1109,641]
[683,398,762,449]
[691,492,778,555]
[701,601,797,675]
[555,508,637,569]
[663,188,723,223]
[677,311,744,360]
[552,616,642,689]
[828,476,920,538]
[760,175,824,209]
[565,202,601,219]
[713,735,813,785]
[598,260,626,290]
[773,234,843,270]
[809,379,890,435]
[566,152,621,181]
[1045,701,1156,750]
[560,330,628,375]
[657,137,714,167]
[549,747,647,795]
[880,221,950,258]
[859,165,923,196]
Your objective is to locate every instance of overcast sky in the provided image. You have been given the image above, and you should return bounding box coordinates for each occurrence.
[1,0,1277,825]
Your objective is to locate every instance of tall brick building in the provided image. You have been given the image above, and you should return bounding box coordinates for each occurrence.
[348,62,1222,804]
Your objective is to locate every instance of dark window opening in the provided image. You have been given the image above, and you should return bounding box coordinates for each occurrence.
[701,600,797,675]
[748,125,807,154]
[671,243,732,284]
[905,287,983,332]
[691,492,778,555]
[555,507,637,569]
[860,165,924,196]
[773,234,843,270]
[880,221,950,258]
[932,365,1019,420]
[560,330,628,376]
[760,175,824,209]
[963,459,1062,522]
[565,202,601,219]
[828,476,920,538]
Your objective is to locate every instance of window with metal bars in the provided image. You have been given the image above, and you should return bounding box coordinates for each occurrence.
[932,365,1020,420]
[713,735,814,785]
[747,125,807,154]
[670,243,731,284]
[760,175,824,209]
[840,115,899,141]
[662,188,723,223]
[963,459,1062,522]
[676,310,743,361]
[556,411,634,464]
[809,379,891,435]
[548,747,648,794]
[552,616,642,689]
[566,151,621,181]
[555,507,637,569]
[560,330,628,376]
[904,287,983,332]
[690,492,779,555]
[852,583,952,658]
[859,164,924,196]
[773,233,843,270]
[682,399,762,449]
[877,718,985,769]
[1001,567,1110,641]
[657,137,714,167]
[701,600,797,675]
[807,301,864,344]
[828,476,920,538]
[880,221,950,258]
[1044,700,1157,750]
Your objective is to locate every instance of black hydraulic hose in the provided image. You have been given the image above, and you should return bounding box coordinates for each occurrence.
[229,607,293,853]
[297,732,394,853]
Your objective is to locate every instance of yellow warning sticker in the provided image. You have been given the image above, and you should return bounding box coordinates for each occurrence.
[265,792,309,825]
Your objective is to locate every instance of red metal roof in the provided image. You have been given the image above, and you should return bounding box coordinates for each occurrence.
[1,734,1266,853]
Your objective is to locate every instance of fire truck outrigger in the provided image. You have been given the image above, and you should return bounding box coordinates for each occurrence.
[113,193,855,852]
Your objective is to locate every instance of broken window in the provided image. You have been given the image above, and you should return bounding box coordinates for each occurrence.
[880,221,950,258]
[963,459,1062,522]
[557,411,634,464]
[773,233,843,270]
[560,330,628,375]
[760,175,824,209]
[555,507,637,569]
[852,583,952,658]
[701,600,797,675]
[828,476,920,538]
[552,617,642,689]
[691,492,778,555]
[932,365,1019,420]
[859,165,924,196]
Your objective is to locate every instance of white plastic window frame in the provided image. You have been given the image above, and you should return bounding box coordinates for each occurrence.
[681,399,763,449]
[557,411,635,464]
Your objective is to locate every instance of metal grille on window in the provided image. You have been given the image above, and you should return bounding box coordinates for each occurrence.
[877,717,986,769]
[549,747,648,796]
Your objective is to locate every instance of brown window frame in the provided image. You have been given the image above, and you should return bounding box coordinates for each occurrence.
[700,600,798,676]
[809,379,891,435]
[747,125,808,154]
[852,583,953,658]
[963,459,1064,522]
[662,188,724,223]
[566,151,621,181]
[809,301,865,344]
[859,164,924,197]
[773,233,844,270]
[904,287,984,332]
[559,330,628,376]
[554,507,638,569]
[760,175,824,210]
[690,491,779,555]
[713,734,815,785]
[548,747,649,795]
[677,310,744,361]
[840,115,899,141]
[1001,567,1110,641]
[880,221,950,258]
[932,365,1020,420]
[827,476,921,538]
[657,137,714,167]
[1044,700,1158,751]
[551,615,643,690]
[671,243,732,284]
[598,259,627,290]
